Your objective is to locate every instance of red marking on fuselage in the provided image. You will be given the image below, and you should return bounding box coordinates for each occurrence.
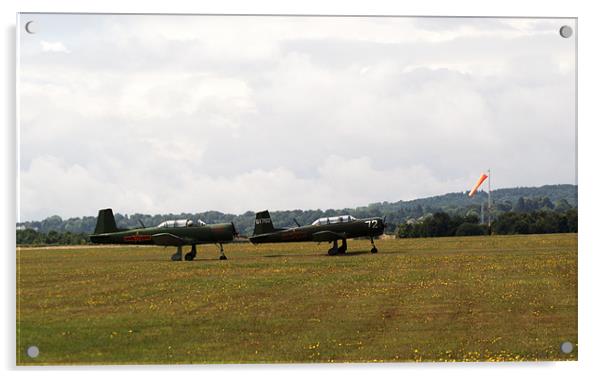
[123,234,152,243]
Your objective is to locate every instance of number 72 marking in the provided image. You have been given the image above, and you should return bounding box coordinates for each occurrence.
[365,220,378,228]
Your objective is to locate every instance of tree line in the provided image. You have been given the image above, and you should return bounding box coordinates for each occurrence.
[17,185,577,237]
[16,185,578,245]
[398,209,577,238]
[17,208,578,246]
[17,229,90,246]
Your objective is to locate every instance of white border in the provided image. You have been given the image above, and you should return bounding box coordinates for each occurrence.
[3,1,600,378]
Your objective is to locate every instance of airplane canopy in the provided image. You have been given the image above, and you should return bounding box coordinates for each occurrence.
[157,219,195,228]
[311,215,356,226]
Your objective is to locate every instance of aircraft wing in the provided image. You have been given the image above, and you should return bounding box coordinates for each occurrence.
[312,231,347,242]
[151,233,187,246]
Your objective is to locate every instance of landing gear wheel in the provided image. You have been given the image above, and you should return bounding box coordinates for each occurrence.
[370,237,378,254]
[171,252,182,261]
[217,243,227,260]
[184,245,197,261]
[339,239,347,254]
[171,246,184,261]
[328,240,339,255]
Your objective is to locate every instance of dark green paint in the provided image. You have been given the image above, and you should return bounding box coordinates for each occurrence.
[89,209,236,247]
[249,210,385,247]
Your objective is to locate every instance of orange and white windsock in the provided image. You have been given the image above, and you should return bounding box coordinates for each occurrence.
[468,173,489,197]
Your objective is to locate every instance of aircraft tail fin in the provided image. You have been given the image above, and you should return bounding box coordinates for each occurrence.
[94,208,118,234]
[253,210,275,236]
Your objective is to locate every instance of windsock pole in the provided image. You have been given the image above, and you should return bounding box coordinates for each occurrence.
[488,169,492,233]
[468,171,492,233]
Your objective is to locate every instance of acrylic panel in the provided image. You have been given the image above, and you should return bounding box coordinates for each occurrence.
[16,14,577,364]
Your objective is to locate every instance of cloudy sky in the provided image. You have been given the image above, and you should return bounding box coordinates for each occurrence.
[18,14,576,221]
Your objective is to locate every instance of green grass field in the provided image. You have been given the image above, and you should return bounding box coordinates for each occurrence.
[17,234,577,364]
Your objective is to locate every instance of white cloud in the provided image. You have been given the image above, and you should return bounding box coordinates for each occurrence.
[19,156,143,219]
[18,15,576,220]
[19,154,465,219]
[40,40,70,53]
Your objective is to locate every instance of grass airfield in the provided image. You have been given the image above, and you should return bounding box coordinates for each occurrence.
[17,234,577,364]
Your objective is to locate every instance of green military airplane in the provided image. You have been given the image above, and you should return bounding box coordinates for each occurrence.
[89,208,237,261]
[249,210,386,255]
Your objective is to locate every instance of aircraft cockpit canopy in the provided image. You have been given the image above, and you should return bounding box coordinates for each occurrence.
[157,219,195,228]
[311,215,356,226]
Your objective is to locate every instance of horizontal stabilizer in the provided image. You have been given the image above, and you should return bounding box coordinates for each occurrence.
[151,233,186,246]
[312,231,346,242]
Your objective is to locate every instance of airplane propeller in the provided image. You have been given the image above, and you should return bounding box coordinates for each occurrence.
[382,216,388,229]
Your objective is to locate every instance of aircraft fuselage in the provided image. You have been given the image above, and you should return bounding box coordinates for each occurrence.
[90,223,235,246]
[249,217,385,244]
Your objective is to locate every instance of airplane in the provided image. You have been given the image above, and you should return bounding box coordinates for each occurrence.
[89,208,237,261]
[249,210,386,255]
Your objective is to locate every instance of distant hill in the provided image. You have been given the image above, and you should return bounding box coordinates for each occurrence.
[17,184,577,236]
